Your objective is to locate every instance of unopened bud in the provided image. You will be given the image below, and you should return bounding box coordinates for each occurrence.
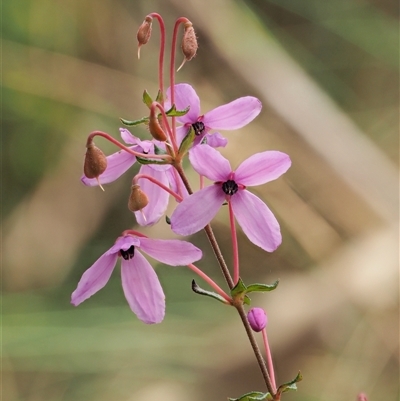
[357,393,368,401]
[84,141,107,190]
[149,110,167,141]
[247,307,267,332]
[177,21,197,71]
[128,184,149,212]
[137,16,153,59]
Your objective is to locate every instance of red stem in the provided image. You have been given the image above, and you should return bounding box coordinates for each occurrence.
[87,131,171,161]
[133,173,182,202]
[228,200,240,285]
[148,13,166,102]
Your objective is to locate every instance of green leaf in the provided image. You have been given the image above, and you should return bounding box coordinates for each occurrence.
[191,280,229,304]
[136,156,169,165]
[246,280,279,294]
[155,90,163,104]
[231,278,247,298]
[228,391,272,401]
[276,371,302,396]
[243,294,251,306]
[165,104,190,117]
[178,126,195,156]
[142,90,153,108]
[120,116,149,126]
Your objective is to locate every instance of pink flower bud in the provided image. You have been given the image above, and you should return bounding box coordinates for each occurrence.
[247,307,267,332]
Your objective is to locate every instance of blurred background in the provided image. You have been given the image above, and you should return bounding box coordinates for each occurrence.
[2,0,399,400]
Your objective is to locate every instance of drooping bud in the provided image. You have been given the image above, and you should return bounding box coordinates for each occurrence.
[148,108,167,141]
[128,184,149,212]
[137,16,153,59]
[84,140,107,190]
[247,307,267,332]
[177,21,198,71]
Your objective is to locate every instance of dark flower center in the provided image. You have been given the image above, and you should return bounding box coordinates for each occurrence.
[192,121,205,136]
[120,245,135,260]
[222,180,239,196]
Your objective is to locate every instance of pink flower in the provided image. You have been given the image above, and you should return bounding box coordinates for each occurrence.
[71,234,202,324]
[165,84,262,147]
[170,145,291,252]
[81,129,154,186]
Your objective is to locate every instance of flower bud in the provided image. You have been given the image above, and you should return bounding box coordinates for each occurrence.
[177,21,197,71]
[247,307,267,332]
[128,184,149,212]
[148,110,167,141]
[84,141,107,181]
[137,16,153,59]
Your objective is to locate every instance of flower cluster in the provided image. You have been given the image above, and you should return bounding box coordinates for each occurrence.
[73,12,298,401]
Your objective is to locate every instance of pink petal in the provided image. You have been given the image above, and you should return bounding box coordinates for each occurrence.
[170,185,225,235]
[231,190,282,252]
[109,235,140,254]
[166,84,200,124]
[235,151,291,186]
[121,251,165,324]
[203,96,262,130]
[165,167,189,199]
[119,128,141,145]
[139,238,202,266]
[189,145,231,181]
[81,149,136,186]
[134,165,170,226]
[71,252,118,306]
[204,132,228,148]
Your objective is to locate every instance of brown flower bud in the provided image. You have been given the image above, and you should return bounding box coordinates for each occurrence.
[148,110,167,142]
[84,141,107,188]
[128,184,149,212]
[137,16,153,59]
[177,21,198,71]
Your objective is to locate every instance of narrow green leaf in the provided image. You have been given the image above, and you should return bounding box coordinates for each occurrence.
[191,280,229,304]
[231,278,247,298]
[165,104,190,117]
[246,280,279,294]
[228,391,272,401]
[136,156,169,165]
[243,295,251,306]
[120,116,149,126]
[276,371,302,396]
[155,90,163,104]
[142,90,153,108]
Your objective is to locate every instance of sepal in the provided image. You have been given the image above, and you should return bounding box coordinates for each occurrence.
[228,391,272,401]
[178,126,196,156]
[191,280,230,304]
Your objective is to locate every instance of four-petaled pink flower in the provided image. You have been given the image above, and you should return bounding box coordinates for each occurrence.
[71,234,202,324]
[165,84,262,148]
[170,145,291,252]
